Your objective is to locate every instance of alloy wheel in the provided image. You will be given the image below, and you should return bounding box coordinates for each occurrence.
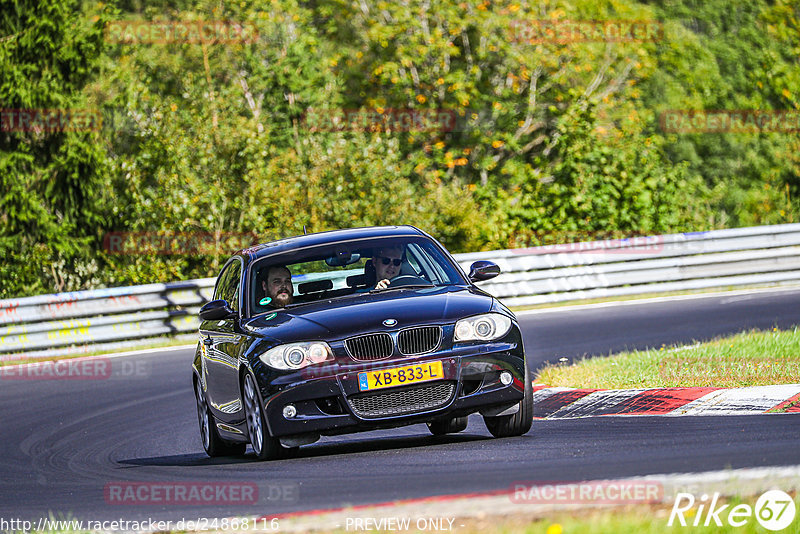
[195,383,211,450]
[243,374,264,454]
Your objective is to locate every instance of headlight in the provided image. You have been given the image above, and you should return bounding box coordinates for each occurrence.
[260,341,334,370]
[454,313,512,342]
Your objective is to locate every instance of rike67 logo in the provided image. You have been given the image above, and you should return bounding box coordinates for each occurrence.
[669,490,796,531]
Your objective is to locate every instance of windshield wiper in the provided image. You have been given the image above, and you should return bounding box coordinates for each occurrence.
[252,301,311,315]
[270,292,365,311]
[283,301,318,309]
[370,284,435,293]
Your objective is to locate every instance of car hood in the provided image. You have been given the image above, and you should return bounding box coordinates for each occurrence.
[242,285,493,343]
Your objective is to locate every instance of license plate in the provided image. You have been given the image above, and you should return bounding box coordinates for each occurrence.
[358,361,444,391]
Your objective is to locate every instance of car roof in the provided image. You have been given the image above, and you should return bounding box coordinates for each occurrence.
[236,225,428,263]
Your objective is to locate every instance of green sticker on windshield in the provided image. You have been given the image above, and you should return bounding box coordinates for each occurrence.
[259,297,272,306]
[264,312,277,321]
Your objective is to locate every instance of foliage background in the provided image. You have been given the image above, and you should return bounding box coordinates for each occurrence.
[1,0,798,298]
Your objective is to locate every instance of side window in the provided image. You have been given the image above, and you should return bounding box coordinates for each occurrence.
[407,243,445,284]
[213,266,231,301]
[214,261,242,313]
[404,248,423,275]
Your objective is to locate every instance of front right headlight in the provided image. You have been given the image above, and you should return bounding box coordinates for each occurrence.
[259,341,334,370]
[454,313,512,342]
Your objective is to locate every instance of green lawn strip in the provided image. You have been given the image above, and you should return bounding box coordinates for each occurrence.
[535,327,800,389]
[452,494,800,534]
[302,494,799,534]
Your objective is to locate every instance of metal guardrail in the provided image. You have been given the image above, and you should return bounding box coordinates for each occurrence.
[3,223,800,359]
[0,280,216,359]
[459,223,800,307]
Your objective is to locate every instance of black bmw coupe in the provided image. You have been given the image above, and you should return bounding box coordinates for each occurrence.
[193,226,532,460]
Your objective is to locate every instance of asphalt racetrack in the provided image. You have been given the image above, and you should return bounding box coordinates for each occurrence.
[2,288,800,522]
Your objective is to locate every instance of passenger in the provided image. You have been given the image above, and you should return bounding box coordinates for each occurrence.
[261,265,294,306]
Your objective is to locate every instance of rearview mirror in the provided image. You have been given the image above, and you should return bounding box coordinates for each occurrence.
[325,251,361,267]
[468,261,501,282]
[199,299,236,321]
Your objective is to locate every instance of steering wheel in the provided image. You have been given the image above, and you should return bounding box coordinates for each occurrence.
[388,275,434,288]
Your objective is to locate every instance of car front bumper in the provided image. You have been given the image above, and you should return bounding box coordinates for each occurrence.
[255,342,526,438]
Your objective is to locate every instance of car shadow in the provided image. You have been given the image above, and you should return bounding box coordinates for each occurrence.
[117,453,255,467]
[117,432,490,467]
[291,432,489,460]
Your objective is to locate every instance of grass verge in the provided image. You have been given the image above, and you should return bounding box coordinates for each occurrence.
[263,491,800,534]
[535,327,800,389]
[448,494,800,534]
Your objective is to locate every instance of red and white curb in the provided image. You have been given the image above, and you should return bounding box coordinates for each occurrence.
[532,384,800,418]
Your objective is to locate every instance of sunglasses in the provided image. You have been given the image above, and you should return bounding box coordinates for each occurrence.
[377,257,402,266]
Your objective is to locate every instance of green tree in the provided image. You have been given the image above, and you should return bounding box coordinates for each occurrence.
[0,0,113,297]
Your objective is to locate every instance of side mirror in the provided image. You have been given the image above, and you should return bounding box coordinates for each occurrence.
[199,299,236,321]
[468,260,501,282]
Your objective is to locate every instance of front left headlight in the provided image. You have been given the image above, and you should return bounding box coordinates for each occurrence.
[260,341,334,370]
[454,313,512,342]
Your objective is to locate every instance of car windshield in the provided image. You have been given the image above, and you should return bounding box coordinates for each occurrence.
[248,236,466,316]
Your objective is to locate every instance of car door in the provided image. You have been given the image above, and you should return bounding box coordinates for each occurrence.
[200,258,246,422]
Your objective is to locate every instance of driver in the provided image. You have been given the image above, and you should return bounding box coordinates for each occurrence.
[261,265,294,307]
[372,246,404,290]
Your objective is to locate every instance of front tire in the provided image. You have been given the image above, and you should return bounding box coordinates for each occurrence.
[483,363,533,438]
[195,380,246,457]
[243,373,282,461]
[427,416,468,436]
